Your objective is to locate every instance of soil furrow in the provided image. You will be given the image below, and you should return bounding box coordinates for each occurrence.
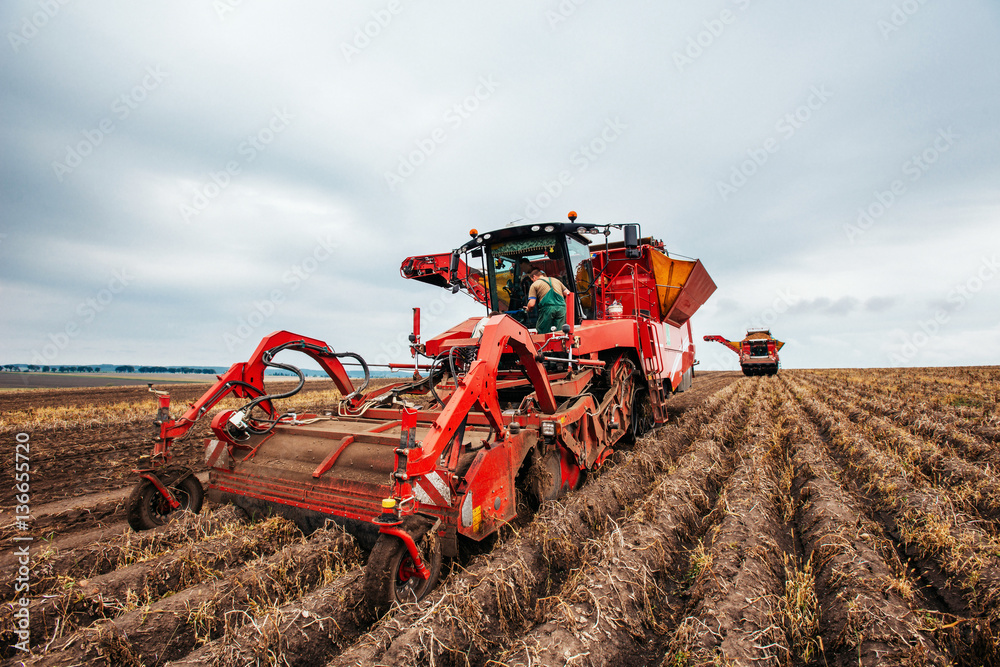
[1,504,242,599]
[19,525,361,666]
[506,434,733,667]
[660,379,792,666]
[785,374,1000,660]
[797,374,1000,525]
[800,370,1000,468]
[166,570,367,667]
[777,378,948,666]
[801,369,1000,445]
[3,515,300,654]
[327,379,753,667]
[500,384,763,667]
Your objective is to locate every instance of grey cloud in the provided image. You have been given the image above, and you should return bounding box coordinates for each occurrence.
[2,0,999,369]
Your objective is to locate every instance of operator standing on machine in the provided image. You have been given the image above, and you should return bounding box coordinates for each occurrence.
[525,269,571,333]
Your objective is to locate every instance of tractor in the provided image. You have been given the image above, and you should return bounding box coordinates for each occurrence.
[127,213,716,614]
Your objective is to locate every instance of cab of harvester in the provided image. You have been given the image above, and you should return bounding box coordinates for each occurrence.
[402,215,716,410]
[130,213,716,616]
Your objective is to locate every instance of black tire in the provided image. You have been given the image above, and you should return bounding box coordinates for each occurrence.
[629,388,655,441]
[364,530,442,617]
[673,367,693,393]
[126,475,204,531]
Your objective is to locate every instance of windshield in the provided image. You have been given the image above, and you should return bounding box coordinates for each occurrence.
[566,236,593,318]
[487,235,568,317]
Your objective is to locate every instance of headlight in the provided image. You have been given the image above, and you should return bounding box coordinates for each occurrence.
[540,421,557,438]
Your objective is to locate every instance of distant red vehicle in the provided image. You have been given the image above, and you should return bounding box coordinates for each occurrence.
[704,329,783,376]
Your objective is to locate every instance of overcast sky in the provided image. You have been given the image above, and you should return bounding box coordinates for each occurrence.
[1,1,998,373]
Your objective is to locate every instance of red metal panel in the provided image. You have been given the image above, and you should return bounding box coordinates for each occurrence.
[455,437,521,540]
[312,436,354,478]
[406,315,556,478]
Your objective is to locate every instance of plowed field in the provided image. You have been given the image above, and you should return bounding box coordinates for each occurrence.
[3,368,1000,666]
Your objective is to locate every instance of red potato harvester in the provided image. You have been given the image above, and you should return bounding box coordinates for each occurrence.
[704,328,784,376]
[128,213,717,615]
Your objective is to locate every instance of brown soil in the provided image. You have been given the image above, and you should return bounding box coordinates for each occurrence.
[0,381,222,412]
[0,373,215,392]
[5,369,1000,666]
[778,383,946,666]
[2,512,302,651]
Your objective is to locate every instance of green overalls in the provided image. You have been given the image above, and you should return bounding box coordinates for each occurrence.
[535,278,566,333]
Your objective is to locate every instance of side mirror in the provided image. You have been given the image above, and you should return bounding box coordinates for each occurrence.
[449,251,462,293]
[624,224,640,258]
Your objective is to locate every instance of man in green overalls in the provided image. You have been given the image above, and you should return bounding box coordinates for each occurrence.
[525,269,571,333]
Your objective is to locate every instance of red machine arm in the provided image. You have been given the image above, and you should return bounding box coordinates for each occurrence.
[703,335,742,355]
[153,331,364,461]
[400,253,489,306]
[404,315,557,478]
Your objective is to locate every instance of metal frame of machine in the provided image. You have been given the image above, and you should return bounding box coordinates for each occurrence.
[129,214,716,613]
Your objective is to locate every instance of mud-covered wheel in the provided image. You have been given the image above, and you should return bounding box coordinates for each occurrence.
[629,388,655,440]
[126,475,204,531]
[526,448,563,507]
[364,530,442,617]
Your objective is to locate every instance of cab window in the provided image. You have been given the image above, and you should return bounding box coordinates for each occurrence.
[567,236,594,318]
[487,235,566,318]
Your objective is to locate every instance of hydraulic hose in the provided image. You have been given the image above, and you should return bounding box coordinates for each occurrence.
[425,351,449,407]
[335,351,369,402]
[448,345,477,381]
[236,345,307,436]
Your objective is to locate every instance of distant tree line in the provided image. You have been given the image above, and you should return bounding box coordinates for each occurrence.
[114,366,216,374]
[0,365,103,373]
[1,364,217,374]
